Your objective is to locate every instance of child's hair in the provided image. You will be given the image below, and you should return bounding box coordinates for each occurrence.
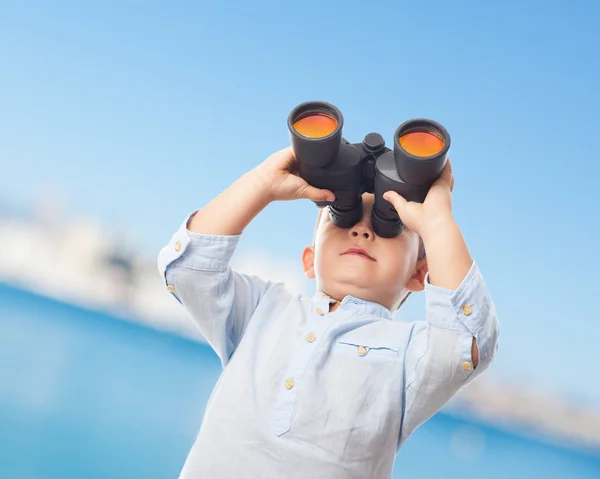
[313,207,426,310]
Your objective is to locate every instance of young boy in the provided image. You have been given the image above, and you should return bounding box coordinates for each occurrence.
[157,146,500,479]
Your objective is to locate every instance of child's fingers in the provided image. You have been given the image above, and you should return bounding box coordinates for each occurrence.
[383,191,407,216]
[439,159,452,185]
[268,146,296,170]
[300,185,335,203]
[432,160,454,192]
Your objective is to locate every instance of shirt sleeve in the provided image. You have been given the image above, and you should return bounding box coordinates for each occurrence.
[157,211,277,367]
[398,261,500,449]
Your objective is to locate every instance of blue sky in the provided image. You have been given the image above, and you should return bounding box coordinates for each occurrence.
[1,1,599,404]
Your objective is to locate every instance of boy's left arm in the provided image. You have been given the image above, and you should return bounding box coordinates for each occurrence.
[398,256,499,449]
[384,162,500,449]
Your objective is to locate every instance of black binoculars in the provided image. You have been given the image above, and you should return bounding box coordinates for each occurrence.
[287,101,451,238]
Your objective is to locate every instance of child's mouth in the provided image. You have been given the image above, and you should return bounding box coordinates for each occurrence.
[341,247,376,261]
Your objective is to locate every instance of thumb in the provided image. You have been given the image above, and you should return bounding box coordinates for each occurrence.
[300,185,335,202]
[383,191,407,215]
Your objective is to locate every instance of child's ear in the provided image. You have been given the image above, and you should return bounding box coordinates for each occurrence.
[406,258,428,293]
[302,246,316,279]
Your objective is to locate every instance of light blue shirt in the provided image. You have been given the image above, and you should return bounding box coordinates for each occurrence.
[157,212,500,479]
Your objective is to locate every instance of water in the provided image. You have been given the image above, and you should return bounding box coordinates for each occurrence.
[1,283,599,479]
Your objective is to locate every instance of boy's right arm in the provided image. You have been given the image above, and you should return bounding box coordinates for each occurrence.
[157,147,334,366]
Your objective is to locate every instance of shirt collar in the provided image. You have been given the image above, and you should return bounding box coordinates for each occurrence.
[313,291,392,320]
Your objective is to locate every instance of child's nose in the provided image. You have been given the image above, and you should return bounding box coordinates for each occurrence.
[350,222,374,240]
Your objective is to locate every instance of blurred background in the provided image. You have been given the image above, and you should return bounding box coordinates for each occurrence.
[1,1,599,478]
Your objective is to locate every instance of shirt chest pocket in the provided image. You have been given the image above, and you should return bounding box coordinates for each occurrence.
[335,340,400,361]
[329,336,401,394]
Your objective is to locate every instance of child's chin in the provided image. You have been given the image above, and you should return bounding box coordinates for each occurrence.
[331,268,380,288]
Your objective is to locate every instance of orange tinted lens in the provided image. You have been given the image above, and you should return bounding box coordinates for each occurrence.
[399,131,445,157]
[293,113,338,138]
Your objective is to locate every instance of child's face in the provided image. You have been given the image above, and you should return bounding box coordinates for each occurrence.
[302,193,428,311]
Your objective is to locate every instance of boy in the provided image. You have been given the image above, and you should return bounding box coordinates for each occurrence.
[158,146,500,479]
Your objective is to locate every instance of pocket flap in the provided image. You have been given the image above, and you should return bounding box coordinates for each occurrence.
[337,340,399,358]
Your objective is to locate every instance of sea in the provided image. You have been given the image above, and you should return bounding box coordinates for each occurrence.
[1,282,599,479]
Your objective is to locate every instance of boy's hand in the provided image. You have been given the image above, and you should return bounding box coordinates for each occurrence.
[256,147,335,203]
[188,146,334,237]
[383,159,455,238]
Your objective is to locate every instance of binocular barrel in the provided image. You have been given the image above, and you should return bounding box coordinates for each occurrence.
[288,101,345,168]
[287,101,451,238]
[393,118,450,187]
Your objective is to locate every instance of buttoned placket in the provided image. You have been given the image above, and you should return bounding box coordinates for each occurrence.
[270,293,339,436]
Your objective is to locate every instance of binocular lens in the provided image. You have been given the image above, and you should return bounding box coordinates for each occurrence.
[288,101,344,169]
[399,131,445,157]
[293,113,338,139]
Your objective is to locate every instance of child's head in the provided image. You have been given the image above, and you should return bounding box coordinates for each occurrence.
[302,193,427,311]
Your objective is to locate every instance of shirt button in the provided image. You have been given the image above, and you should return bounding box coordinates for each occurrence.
[167,285,175,293]
[357,346,368,356]
[306,332,316,343]
[285,379,295,389]
[462,361,472,371]
[315,307,325,316]
[175,241,182,252]
[462,304,473,316]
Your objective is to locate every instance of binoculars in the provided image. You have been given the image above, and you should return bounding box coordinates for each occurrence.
[287,101,451,238]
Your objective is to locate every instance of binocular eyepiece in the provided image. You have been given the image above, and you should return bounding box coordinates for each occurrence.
[288,101,451,238]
